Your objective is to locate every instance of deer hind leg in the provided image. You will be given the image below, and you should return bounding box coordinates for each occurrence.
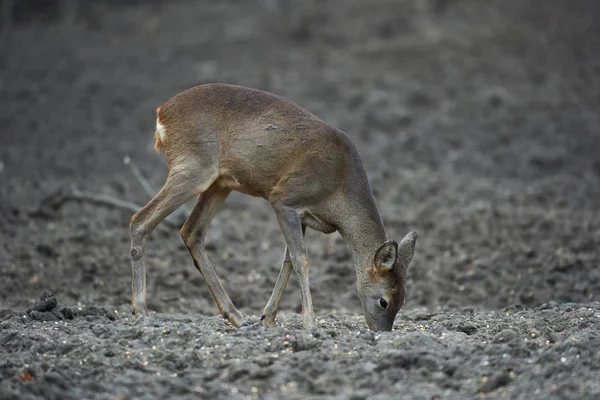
[130,170,216,319]
[179,184,248,327]
[273,206,316,329]
[262,225,306,327]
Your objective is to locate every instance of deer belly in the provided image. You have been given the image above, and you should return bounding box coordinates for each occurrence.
[215,174,265,198]
[302,211,337,234]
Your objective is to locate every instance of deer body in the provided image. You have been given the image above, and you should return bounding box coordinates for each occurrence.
[130,83,417,331]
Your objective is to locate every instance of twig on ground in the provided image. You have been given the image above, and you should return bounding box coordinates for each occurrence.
[68,184,186,228]
[123,156,155,198]
[30,156,192,228]
[70,184,142,215]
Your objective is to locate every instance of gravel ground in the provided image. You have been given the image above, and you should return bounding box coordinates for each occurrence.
[1,0,600,398]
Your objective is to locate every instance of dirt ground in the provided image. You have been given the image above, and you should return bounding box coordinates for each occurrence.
[1,0,600,398]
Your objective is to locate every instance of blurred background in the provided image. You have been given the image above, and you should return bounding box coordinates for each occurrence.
[1,0,599,317]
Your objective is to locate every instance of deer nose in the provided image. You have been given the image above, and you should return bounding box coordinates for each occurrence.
[371,315,395,332]
[364,314,394,332]
[374,321,394,332]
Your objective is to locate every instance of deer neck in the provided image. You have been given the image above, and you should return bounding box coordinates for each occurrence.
[337,194,387,280]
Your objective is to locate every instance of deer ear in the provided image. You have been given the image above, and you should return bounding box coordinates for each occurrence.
[397,231,418,273]
[374,240,398,272]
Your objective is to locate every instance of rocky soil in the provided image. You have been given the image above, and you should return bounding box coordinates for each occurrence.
[1,0,599,398]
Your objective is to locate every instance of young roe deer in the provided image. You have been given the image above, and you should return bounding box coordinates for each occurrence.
[129,83,418,331]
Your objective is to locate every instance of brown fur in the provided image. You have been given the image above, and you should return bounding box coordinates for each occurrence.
[129,83,417,331]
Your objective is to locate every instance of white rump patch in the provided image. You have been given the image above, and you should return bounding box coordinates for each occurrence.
[156,118,166,142]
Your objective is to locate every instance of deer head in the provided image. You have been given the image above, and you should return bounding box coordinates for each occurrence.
[357,231,418,331]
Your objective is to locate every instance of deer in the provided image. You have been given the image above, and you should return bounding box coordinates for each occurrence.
[129,83,418,332]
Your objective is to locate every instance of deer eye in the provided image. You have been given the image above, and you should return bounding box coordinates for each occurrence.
[379,298,388,309]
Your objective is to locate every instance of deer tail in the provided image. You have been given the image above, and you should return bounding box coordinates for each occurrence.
[154,106,166,153]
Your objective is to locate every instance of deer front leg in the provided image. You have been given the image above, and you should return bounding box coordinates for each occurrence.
[262,225,305,327]
[274,207,316,329]
[261,248,292,327]
[180,185,247,328]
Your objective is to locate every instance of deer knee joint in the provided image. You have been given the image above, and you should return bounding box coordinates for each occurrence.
[130,246,144,261]
[181,228,204,250]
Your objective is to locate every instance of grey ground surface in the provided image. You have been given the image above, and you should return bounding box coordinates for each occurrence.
[1,0,600,399]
